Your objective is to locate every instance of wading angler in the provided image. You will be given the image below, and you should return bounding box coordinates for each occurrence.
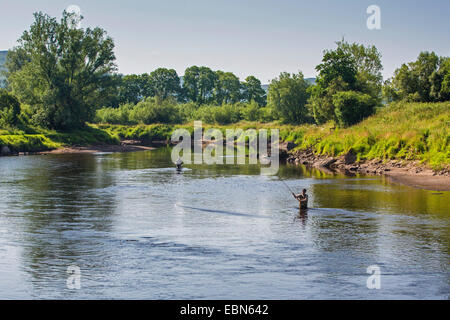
[171,121,280,175]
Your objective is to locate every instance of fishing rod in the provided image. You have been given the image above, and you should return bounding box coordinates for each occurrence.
[280,179,296,195]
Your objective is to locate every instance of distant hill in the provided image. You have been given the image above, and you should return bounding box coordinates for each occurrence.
[0,50,7,87]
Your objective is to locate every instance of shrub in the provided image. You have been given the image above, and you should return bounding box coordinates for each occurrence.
[129,99,181,124]
[240,100,261,121]
[0,89,21,126]
[267,72,311,124]
[212,104,241,124]
[332,91,376,127]
[95,103,133,124]
[95,98,183,125]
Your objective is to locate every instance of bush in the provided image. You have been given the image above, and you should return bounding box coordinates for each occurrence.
[0,89,21,126]
[95,98,183,125]
[267,72,311,124]
[259,107,278,123]
[184,104,242,124]
[94,100,280,125]
[212,104,241,124]
[95,103,133,124]
[332,91,376,127]
[129,98,182,124]
[240,100,261,121]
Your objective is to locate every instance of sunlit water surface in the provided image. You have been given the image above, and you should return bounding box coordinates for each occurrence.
[0,148,449,299]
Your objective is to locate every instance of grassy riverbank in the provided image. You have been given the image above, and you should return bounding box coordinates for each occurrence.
[0,125,119,153]
[293,101,450,170]
[1,102,449,170]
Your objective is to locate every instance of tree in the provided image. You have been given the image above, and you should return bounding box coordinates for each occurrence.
[183,66,216,103]
[267,72,311,124]
[0,89,21,126]
[435,58,450,101]
[308,40,382,125]
[333,91,377,127]
[182,66,200,103]
[148,68,181,100]
[337,41,383,100]
[242,76,266,106]
[430,56,450,101]
[6,11,116,130]
[315,45,357,90]
[387,52,449,102]
[214,71,241,104]
[118,74,150,104]
[197,66,216,104]
[308,76,348,124]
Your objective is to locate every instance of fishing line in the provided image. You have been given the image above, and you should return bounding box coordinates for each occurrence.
[280,179,295,194]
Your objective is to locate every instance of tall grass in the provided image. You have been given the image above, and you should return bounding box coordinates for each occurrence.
[295,102,449,169]
[0,124,119,153]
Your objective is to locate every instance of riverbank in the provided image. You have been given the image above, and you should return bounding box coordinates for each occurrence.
[0,124,120,155]
[3,136,448,191]
[287,148,450,191]
[1,101,448,190]
[36,142,155,155]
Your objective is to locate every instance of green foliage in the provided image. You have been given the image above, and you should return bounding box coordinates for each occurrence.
[118,74,152,104]
[267,72,311,124]
[129,98,182,124]
[149,68,181,100]
[183,66,217,104]
[46,126,119,145]
[95,98,182,125]
[211,104,241,125]
[94,103,133,124]
[308,40,382,126]
[298,101,449,170]
[214,71,241,104]
[187,104,240,125]
[109,67,266,107]
[6,11,117,130]
[0,124,119,153]
[0,134,60,152]
[241,76,266,106]
[332,91,377,127]
[240,100,262,121]
[96,123,175,143]
[308,77,348,124]
[0,89,21,126]
[339,41,383,99]
[387,52,450,102]
[316,43,357,89]
[94,99,278,126]
[180,67,266,106]
[116,69,181,104]
[258,106,278,122]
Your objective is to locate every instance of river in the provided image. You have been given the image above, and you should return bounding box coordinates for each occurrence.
[0,147,449,299]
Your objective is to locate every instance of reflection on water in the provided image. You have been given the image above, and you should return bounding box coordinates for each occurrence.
[0,147,449,299]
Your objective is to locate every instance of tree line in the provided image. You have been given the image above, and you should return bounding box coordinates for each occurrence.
[111,67,266,107]
[0,11,449,131]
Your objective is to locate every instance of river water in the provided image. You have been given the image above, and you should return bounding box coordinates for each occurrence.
[0,147,449,299]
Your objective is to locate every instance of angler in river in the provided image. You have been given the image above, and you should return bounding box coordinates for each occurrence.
[293,188,308,210]
[280,180,309,210]
[176,157,184,171]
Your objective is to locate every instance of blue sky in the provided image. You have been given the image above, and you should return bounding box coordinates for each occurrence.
[0,0,449,83]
